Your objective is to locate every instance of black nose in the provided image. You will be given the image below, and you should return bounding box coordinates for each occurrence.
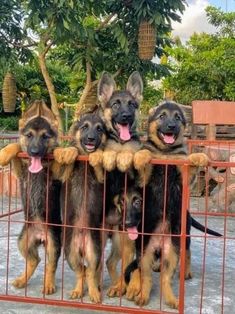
[167,123,176,131]
[122,112,131,120]
[29,146,40,156]
[87,136,95,142]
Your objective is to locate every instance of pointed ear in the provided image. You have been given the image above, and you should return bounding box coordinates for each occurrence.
[126,71,143,103]
[98,72,116,107]
[19,100,58,132]
[148,106,157,117]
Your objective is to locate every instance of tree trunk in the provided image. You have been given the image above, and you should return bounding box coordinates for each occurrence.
[74,62,98,119]
[38,53,64,134]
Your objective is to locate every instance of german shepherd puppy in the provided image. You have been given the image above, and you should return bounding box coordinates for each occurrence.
[54,112,107,303]
[125,101,221,308]
[98,71,143,173]
[97,72,143,296]
[105,187,142,297]
[0,100,61,294]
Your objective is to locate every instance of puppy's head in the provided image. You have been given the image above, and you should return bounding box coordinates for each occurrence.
[148,101,186,150]
[98,71,143,142]
[19,101,58,173]
[106,188,142,240]
[71,113,106,154]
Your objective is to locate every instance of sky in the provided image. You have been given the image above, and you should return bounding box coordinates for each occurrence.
[172,0,235,41]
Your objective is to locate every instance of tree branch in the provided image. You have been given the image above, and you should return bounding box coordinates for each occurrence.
[95,13,117,31]
[0,31,36,48]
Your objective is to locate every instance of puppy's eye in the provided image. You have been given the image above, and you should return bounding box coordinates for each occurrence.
[81,124,88,130]
[26,132,32,139]
[42,133,51,139]
[175,114,181,121]
[129,101,138,109]
[159,114,165,120]
[111,102,120,110]
[97,125,103,133]
[133,198,142,207]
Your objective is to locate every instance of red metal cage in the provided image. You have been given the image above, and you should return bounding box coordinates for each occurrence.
[0,138,234,314]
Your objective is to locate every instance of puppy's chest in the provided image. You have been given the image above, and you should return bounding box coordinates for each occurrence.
[145,222,171,255]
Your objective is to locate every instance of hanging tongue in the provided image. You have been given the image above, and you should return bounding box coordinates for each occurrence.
[117,124,131,141]
[162,133,175,144]
[28,157,43,173]
[127,226,138,240]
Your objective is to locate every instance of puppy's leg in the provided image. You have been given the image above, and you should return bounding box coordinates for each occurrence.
[53,147,78,164]
[70,265,86,299]
[103,150,117,172]
[106,232,121,286]
[0,143,21,166]
[116,151,134,172]
[42,232,61,294]
[134,150,153,186]
[161,243,179,309]
[12,226,40,288]
[134,252,153,306]
[184,249,193,280]
[89,149,104,183]
[107,234,135,297]
[85,234,101,303]
[126,268,141,300]
[86,264,101,303]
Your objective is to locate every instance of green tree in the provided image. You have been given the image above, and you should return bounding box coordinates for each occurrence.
[1,0,187,129]
[163,7,235,104]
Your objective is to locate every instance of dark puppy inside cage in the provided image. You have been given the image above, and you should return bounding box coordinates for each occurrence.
[53,112,107,303]
[0,100,61,295]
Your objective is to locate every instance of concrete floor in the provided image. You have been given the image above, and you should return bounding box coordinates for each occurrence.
[0,196,234,314]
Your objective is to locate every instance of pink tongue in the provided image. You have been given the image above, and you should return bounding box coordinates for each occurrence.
[28,157,43,173]
[127,226,138,240]
[163,134,175,144]
[117,124,131,141]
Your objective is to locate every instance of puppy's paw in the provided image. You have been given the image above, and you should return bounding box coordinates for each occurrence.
[165,297,179,309]
[188,153,209,167]
[135,291,150,306]
[103,151,117,172]
[89,150,103,168]
[107,280,126,298]
[134,149,152,170]
[88,287,101,303]
[0,143,21,166]
[117,151,133,172]
[53,147,78,164]
[70,288,83,299]
[42,282,56,295]
[126,269,141,301]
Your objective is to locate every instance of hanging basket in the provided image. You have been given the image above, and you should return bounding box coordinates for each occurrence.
[138,21,156,60]
[2,72,17,113]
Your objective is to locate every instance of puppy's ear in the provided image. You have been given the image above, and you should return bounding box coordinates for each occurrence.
[126,71,143,103]
[148,106,157,117]
[98,72,116,107]
[19,100,58,132]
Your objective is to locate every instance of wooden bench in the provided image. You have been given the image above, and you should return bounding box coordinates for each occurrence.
[192,100,235,140]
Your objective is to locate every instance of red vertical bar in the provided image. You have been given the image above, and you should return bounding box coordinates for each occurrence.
[178,164,189,314]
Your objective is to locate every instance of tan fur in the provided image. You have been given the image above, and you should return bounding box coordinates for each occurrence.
[107,232,135,297]
[103,139,142,172]
[12,228,41,288]
[134,251,153,306]
[160,244,179,309]
[126,268,141,300]
[89,149,104,183]
[53,147,78,165]
[43,235,59,294]
[0,143,21,167]
[19,100,58,132]
[184,250,193,280]
[134,149,153,186]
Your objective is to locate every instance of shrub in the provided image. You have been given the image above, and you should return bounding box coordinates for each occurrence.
[0,116,19,131]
